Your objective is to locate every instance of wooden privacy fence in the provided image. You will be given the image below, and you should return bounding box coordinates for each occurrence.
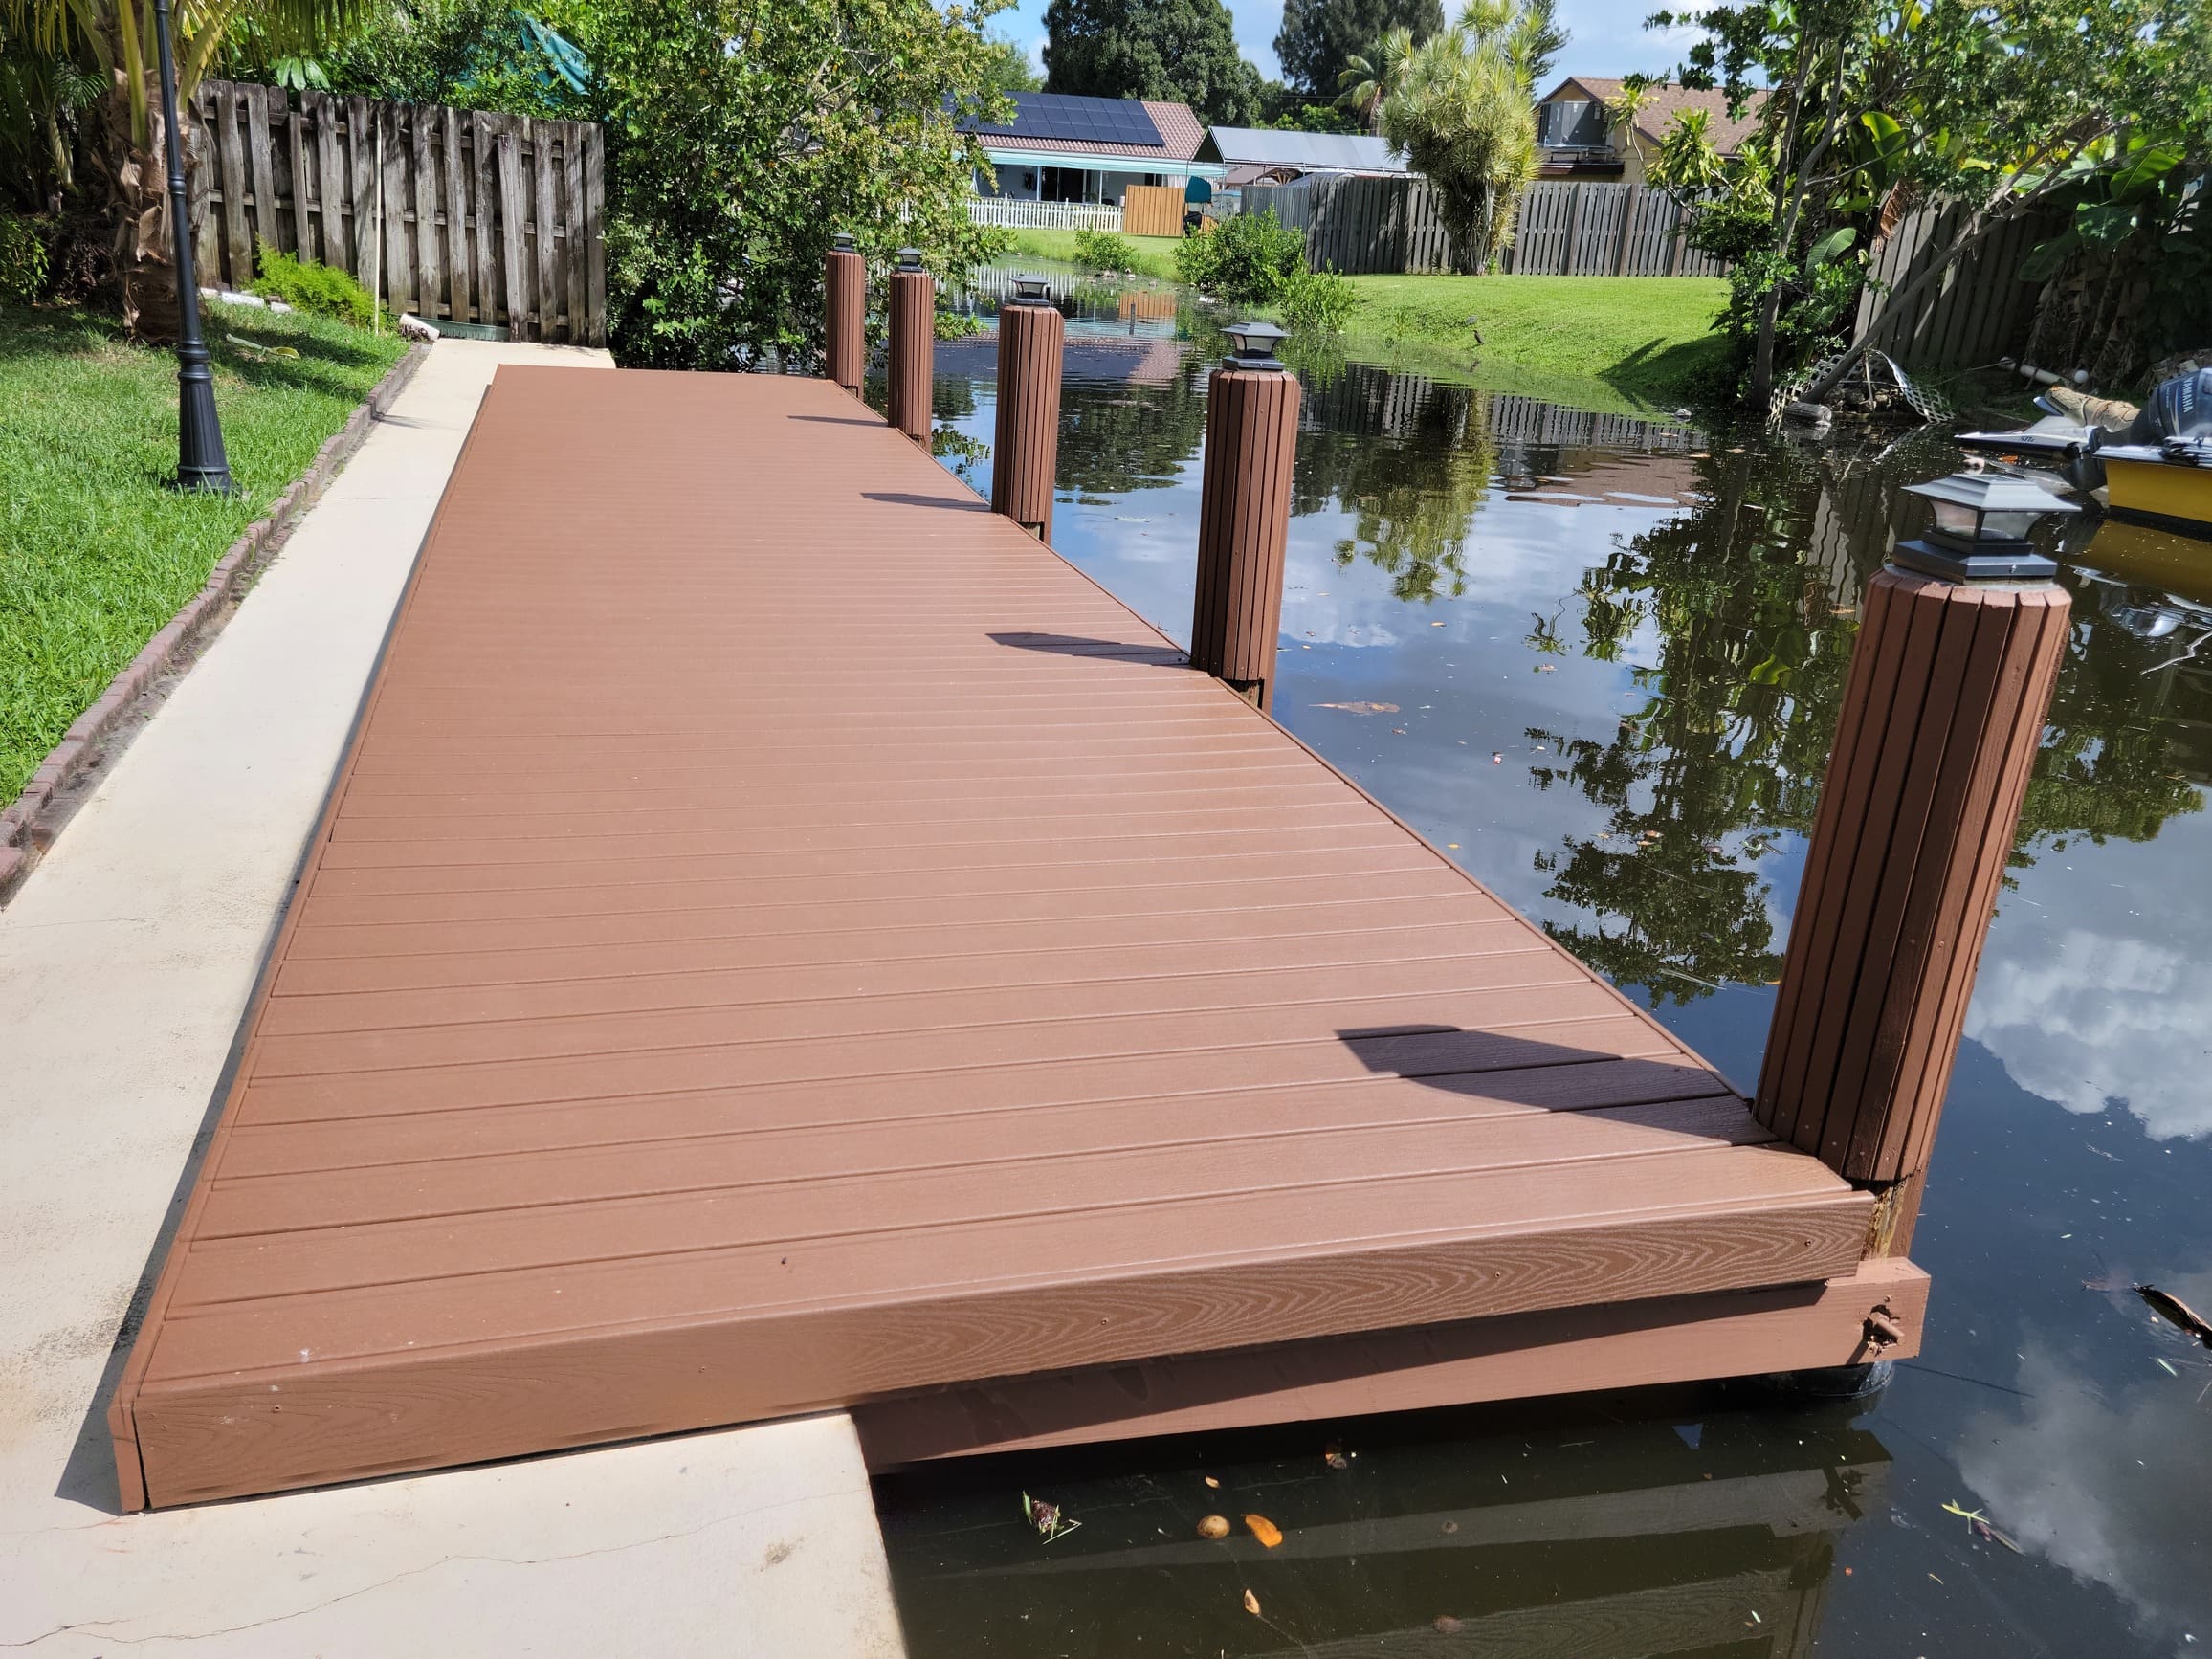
[1119,184,1187,238]
[1850,202,2046,372]
[1244,176,1724,277]
[188,78,606,344]
[1507,181,1725,277]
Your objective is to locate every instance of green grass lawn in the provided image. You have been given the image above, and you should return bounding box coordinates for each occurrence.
[1005,228,1185,281]
[1,300,407,802]
[1339,275,1731,407]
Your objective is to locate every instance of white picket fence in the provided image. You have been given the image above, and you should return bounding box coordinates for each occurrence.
[967,196,1125,232]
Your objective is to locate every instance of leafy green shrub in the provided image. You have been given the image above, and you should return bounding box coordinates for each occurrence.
[1273,264,1353,333]
[1071,228,1139,272]
[1174,209,1350,334]
[251,243,380,327]
[0,215,51,303]
[1174,207,1306,303]
[934,307,984,340]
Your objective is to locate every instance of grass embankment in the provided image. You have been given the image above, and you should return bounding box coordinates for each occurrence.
[1338,275,1730,407]
[0,300,407,801]
[1005,227,1184,280]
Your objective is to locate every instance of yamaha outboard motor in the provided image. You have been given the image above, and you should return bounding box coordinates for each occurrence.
[2118,366,2212,447]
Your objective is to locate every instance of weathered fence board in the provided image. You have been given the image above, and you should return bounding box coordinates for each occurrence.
[1850,202,2048,373]
[188,79,605,344]
[1244,175,1725,278]
[1119,183,1185,237]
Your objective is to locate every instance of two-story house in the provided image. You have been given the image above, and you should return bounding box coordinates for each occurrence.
[1533,77,1766,183]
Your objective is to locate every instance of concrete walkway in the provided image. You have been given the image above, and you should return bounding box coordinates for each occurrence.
[0,343,906,1656]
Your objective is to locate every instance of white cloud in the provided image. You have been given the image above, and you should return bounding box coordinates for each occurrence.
[1955,1332,2212,1643]
[1965,818,2212,1141]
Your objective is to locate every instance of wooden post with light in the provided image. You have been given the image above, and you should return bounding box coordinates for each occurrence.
[991,276,1063,539]
[824,231,864,397]
[888,248,934,445]
[1758,473,2075,1260]
[1189,321,1299,711]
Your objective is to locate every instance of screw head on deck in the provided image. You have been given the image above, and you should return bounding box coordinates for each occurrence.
[896,247,925,271]
[1891,472,2073,583]
[1222,320,1289,370]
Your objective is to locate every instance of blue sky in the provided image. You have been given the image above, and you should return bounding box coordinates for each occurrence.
[997,0,1700,89]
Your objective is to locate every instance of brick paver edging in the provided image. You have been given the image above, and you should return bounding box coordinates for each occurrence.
[0,343,430,905]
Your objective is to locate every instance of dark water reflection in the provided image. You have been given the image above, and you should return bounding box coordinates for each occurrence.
[868,279,2212,1654]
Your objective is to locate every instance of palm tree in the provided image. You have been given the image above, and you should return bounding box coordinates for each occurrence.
[1380,0,1555,271]
[1335,26,1413,134]
[2,0,366,337]
[1604,76,1653,166]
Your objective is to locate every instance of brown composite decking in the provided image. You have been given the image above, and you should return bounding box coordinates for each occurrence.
[111,366,1890,1510]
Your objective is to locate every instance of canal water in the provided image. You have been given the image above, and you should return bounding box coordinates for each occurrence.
[865,267,2212,1655]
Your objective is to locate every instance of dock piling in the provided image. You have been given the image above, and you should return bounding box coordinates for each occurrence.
[1190,322,1299,710]
[889,248,933,445]
[825,232,864,397]
[1756,476,2073,1231]
[991,276,1063,539]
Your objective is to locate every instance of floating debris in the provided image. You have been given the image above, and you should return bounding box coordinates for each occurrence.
[1197,1515,1231,1539]
[2137,1284,2212,1347]
[1243,1514,1284,1548]
[1940,1500,2024,1554]
[1312,701,1399,715]
[1021,1492,1081,1543]
[1243,1589,1262,1617]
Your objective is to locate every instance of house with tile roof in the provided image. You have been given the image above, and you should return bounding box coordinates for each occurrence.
[1533,77,1767,183]
[959,91,1223,207]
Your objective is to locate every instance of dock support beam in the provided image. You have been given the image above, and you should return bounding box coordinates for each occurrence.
[1190,334,1299,711]
[888,249,934,445]
[991,285,1063,539]
[825,234,864,397]
[1758,546,2070,1221]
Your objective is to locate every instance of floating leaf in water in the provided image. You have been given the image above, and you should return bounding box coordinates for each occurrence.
[2137,1284,2212,1347]
[1203,1475,1221,1489]
[1243,1589,1262,1617]
[1243,1514,1283,1548]
[1324,1445,1349,1470]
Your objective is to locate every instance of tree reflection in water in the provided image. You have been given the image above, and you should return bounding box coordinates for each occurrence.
[1295,363,1497,605]
[1516,425,2211,1005]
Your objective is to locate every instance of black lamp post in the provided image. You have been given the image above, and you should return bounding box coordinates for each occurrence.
[152,0,232,493]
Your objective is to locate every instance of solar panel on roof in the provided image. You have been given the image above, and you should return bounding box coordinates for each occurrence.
[963,91,1164,149]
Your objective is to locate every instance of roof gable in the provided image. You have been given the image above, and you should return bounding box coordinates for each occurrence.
[1534,77,1766,156]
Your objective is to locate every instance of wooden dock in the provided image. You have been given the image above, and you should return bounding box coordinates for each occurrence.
[110,367,1921,1510]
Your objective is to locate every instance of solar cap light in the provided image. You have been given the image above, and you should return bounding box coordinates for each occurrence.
[896,247,925,271]
[1222,320,1289,370]
[1892,472,2077,583]
[831,231,855,253]
[1010,275,1054,303]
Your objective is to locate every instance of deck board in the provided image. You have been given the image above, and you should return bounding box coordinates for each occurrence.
[111,366,1870,1508]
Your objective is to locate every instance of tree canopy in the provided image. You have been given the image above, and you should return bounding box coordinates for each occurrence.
[1645,0,2212,403]
[1273,0,1442,101]
[1379,0,1559,271]
[590,0,1007,372]
[1041,0,1260,126]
